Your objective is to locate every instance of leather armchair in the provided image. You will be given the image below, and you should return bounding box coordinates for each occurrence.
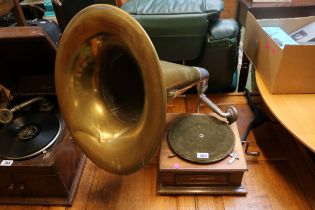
[121,0,239,92]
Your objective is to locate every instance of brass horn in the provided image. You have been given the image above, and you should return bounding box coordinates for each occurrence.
[55,4,229,175]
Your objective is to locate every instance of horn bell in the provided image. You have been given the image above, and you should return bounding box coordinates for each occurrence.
[55,4,208,175]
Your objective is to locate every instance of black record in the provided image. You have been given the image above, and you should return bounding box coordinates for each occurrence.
[168,114,235,163]
[0,111,60,160]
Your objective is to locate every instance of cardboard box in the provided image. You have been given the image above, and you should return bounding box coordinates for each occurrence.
[243,12,315,94]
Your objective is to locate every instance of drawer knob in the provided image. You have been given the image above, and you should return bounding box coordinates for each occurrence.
[8,184,14,190]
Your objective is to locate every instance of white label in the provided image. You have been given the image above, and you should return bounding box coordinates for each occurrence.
[1,160,13,166]
[197,153,209,159]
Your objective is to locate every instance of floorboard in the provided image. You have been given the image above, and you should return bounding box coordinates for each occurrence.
[1,94,315,210]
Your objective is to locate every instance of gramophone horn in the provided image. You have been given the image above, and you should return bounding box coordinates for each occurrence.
[55,4,208,175]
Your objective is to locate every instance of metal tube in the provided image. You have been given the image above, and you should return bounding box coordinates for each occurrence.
[199,94,238,124]
[200,94,230,118]
[0,97,50,124]
[10,97,47,113]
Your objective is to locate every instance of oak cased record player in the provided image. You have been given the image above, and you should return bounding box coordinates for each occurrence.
[157,113,248,195]
[0,26,86,206]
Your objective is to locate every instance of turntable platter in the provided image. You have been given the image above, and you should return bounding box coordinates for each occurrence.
[168,114,235,163]
[0,111,61,159]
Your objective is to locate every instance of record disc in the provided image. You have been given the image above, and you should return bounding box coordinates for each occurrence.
[168,114,235,163]
[0,111,61,160]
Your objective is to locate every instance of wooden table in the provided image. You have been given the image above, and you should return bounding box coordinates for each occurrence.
[256,70,315,152]
[236,0,315,91]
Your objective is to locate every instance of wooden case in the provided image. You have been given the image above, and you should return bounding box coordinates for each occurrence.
[0,26,86,206]
[158,113,247,195]
[0,127,86,206]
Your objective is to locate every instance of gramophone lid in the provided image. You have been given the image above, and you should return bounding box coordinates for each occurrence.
[0,26,57,94]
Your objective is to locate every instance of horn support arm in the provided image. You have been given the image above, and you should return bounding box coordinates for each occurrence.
[0,97,52,124]
[160,61,209,101]
[160,60,238,124]
[199,94,238,125]
[197,81,238,125]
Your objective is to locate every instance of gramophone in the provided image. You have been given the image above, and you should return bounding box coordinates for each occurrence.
[54,4,247,195]
[0,25,86,205]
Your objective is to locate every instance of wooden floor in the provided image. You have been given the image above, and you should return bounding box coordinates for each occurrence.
[1,94,315,210]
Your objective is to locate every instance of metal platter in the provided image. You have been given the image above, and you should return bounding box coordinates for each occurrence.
[168,114,235,163]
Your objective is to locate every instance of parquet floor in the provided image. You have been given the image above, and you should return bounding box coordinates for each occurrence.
[1,94,315,210]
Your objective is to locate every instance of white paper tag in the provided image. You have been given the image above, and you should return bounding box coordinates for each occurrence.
[0,160,13,166]
[197,153,209,159]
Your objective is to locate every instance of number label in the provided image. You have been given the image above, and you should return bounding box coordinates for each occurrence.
[1,160,13,166]
[197,153,209,159]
